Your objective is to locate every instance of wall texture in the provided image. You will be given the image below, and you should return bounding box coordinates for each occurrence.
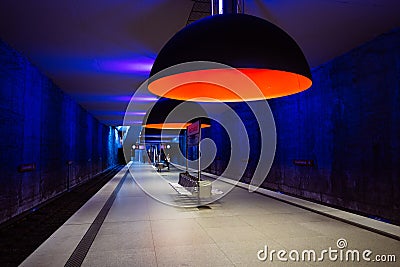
[206,28,400,224]
[0,39,119,224]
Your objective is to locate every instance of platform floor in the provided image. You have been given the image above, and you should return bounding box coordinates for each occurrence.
[22,162,399,266]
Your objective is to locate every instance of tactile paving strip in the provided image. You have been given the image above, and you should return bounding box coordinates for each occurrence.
[64,170,128,267]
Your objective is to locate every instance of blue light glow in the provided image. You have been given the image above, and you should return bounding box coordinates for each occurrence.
[102,120,143,124]
[91,110,146,116]
[115,96,158,102]
[37,54,155,77]
[73,95,158,103]
[142,134,178,138]
[99,58,154,74]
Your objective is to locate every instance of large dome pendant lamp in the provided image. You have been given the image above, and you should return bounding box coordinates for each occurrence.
[148,0,312,102]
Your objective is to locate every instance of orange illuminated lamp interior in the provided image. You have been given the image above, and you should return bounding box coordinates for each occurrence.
[148,68,312,102]
[143,122,211,130]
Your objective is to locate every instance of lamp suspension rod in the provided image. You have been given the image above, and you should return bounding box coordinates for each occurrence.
[211,0,243,15]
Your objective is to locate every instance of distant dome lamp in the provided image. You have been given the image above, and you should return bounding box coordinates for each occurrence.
[142,98,210,130]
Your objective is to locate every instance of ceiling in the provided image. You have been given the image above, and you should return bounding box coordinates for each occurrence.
[1,0,399,126]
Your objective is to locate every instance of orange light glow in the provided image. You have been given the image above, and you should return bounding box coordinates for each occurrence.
[148,68,312,102]
[143,122,211,130]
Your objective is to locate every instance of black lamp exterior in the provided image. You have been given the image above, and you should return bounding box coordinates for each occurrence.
[142,97,209,144]
[142,97,209,127]
[150,13,311,81]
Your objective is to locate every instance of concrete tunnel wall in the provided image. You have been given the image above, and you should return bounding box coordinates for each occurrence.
[1,27,399,226]
[0,39,120,224]
[204,28,400,224]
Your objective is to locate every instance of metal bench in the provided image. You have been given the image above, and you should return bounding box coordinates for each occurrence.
[156,161,167,172]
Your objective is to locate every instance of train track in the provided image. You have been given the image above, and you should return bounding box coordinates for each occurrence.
[0,165,124,267]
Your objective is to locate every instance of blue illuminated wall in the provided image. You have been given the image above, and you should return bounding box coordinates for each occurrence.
[0,39,119,224]
[207,28,400,224]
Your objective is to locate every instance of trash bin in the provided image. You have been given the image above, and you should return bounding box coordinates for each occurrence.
[157,162,163,172]
[198,180,212,198]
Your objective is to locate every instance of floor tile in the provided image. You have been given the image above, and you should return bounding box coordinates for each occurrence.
[155,244,233,267]
[23,163,400,267]
[82,248,157,267]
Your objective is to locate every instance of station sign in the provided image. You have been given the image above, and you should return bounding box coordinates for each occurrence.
[187,134,199,147]
[293,159,314,166]
[187,120,200,136]
[18,163,36,172]
[187,120,201,147]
